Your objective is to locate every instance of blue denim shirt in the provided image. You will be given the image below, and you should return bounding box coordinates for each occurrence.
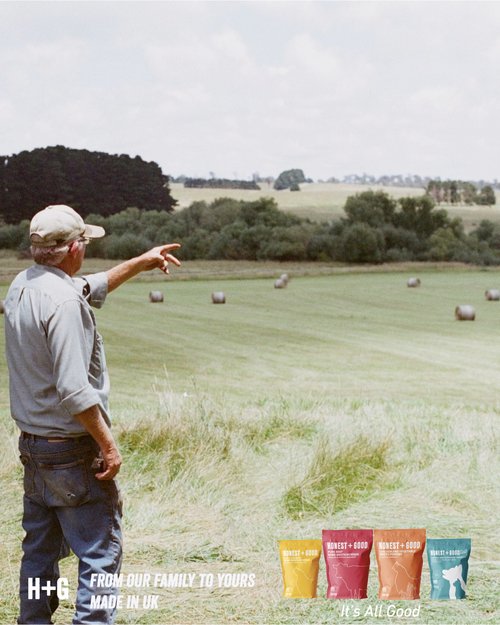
[4,265,111,437]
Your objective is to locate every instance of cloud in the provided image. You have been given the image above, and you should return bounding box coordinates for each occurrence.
[211,29,252,66]
[286,33,340,80]
[0,2,499,179]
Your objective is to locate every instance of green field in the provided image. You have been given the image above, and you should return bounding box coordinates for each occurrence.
[0,263,499,624]
[170,182,500,232]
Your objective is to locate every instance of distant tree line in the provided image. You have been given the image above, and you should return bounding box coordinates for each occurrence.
[183,178,259,190]
[425,180,495,205]
[0,146,176,224]
[175,170,500,195]
[326,172,500,191]
[176,170,312,191]
[2,191,500,265]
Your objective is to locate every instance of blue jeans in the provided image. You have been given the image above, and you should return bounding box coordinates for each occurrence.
[18,433,123,625]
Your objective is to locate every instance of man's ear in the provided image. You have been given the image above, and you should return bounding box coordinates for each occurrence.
[68,240,80,256]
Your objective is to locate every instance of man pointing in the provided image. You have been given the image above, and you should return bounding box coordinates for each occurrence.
[4,204,180,624]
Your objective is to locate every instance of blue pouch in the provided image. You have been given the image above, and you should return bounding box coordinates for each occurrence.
[427,538,471,599]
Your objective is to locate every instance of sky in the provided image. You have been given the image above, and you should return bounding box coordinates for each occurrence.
[1,1,500,182]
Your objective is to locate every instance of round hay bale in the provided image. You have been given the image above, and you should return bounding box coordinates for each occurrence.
[274,278,286,289]
[149,291,164,303]
[407,277,421,288]
[455,305,475,321]
[485,289,500,301]
[0,300,4,314]
[280,273,289,284]
[211,291,226,304]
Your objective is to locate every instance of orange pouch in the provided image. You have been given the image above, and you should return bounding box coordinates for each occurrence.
[279,539,322,598]
[374,529,426,600]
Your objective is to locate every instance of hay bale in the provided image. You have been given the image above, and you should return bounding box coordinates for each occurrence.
[211,291,226,304]
[149,291,164,303]
[0,300,4,314]
[274,278,286,289]
[280,273,289,284]
[407,277,421,288]
[455,305,475,321]
[485,289,500,301]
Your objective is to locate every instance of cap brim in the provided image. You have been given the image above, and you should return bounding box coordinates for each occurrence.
[84,224,106,239]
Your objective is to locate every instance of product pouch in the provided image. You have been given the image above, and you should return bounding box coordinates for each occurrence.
[279,539,322,598]
[322,529,373,599]
[427,538,471,600]
[374,528,426,600]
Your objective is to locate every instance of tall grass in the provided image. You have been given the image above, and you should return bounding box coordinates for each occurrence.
[0,387,498,624]
[118,389,317,490]
[283,436,396,519]
[119,395,497,624]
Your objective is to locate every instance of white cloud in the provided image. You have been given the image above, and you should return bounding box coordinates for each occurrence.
[211,29,252,66]
[0,1,499,180]
[286,33,341,80]
[144,39,217,81]
[408,86,464,115]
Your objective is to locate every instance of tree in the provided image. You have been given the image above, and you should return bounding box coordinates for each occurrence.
[470,220,500,250]
[341,223,385,263]
[461,182,477,205]
[381,225,420,258]
[425,179,496,207]
[0,146,177,223]
[105,233,152,259]
[339,191,459,262]
[426,180,444,204]
[344,190,397,228]
[306,228,338,261]
[427,228,468,261]
[395,196,448,239]
[477,185,496,206]
[273,169,306,190]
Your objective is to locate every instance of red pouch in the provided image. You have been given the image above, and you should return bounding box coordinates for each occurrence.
[322,529,373,599]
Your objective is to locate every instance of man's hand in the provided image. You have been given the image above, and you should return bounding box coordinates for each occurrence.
[95,444,122,481]
[107,243,181,292]
[137,243,181,275]
[75,405,122,480]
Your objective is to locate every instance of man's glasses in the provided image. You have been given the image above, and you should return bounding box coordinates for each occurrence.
[77,237,91,245]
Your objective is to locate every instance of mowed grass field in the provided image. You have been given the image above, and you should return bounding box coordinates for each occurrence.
[0,263,499,624]
[170,182,500,232]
